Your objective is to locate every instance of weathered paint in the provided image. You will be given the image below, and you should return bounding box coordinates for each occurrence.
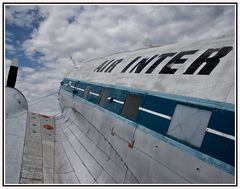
[58,90,234,183]
[60,82,235,170]
[5,33,235,184]
[57,34,235,183]
[68,33,235,104]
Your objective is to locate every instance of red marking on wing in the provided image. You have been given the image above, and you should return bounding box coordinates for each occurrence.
[43,125,54,130]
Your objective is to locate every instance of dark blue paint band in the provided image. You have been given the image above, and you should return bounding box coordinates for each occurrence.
[60,78,235,171]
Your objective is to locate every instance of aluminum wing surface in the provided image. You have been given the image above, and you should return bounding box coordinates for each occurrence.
[5,90,138,184]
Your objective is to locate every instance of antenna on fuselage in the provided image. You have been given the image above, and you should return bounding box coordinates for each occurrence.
[143,38,153,48]
[68,54,77,66]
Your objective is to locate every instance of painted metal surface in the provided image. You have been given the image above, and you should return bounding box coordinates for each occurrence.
[6,111,55,184]
[19,113,55,184]
[5,87,28,184]
[4,34,235,184]
[67,33,235,104]
[54,108,139,184]
[58,89,234,183]
[57,34,235,183]
[60,79,235,168]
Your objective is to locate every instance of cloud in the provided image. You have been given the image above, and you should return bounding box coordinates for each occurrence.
[5,43,16,54]
[14,56,71,115]
[5,5,46,28]
[5,4,235,115]
[22,5,235,63]
[5,32,13,43]
[21,66,35,74]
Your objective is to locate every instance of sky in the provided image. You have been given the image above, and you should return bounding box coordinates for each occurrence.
[4,4,235,115]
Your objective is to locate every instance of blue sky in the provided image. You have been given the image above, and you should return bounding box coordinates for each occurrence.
[6,6,45,68]
[5,4,235,115]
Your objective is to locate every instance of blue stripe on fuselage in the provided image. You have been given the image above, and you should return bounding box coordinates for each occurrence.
[60,78,235,174]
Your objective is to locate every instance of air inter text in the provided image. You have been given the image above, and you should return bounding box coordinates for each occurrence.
[93,46,233,75]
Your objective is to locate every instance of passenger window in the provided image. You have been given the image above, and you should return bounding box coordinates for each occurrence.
[167,104,212,148]
[98,89,110,106]
[121,94,142,120]
[84,86,91,99]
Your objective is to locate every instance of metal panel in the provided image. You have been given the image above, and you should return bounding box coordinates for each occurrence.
[5,87,28,184]
[67,34,234,104]
[57,90,234,183]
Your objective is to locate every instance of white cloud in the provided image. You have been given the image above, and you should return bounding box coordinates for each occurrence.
[14,56,71,115]
[5,43,16,54]
[5,5,46,28]
[5,4,235,115]
[5,32,13,43]
[22,5,235,63]
[21,66,35,74]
